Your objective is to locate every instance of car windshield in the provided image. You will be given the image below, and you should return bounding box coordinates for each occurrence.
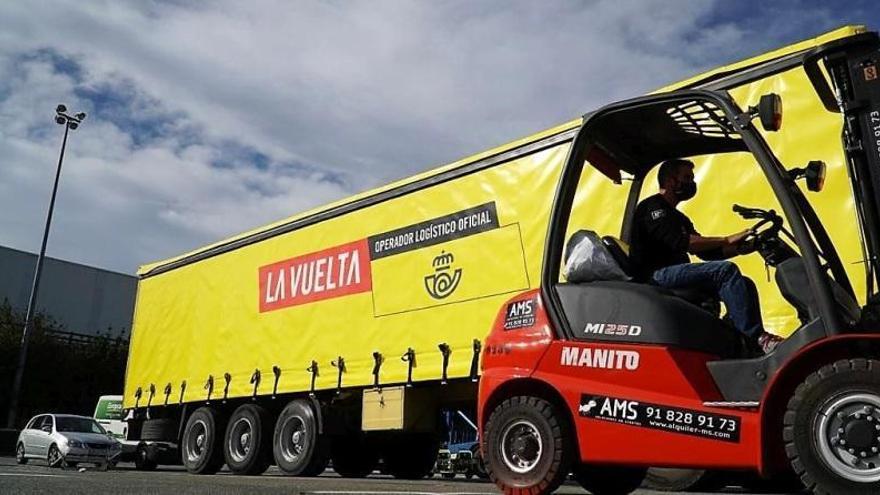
[55,417,106,434]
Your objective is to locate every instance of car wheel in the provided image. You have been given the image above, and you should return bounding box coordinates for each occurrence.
[16,443,27,465]
[330,434,379,478]
[141,418,177,442]
[135,443,158,471]
[784,358,880,495]
[483,396,573,495]
[224,404,272,476]
[182,406,227,474]
[273,399,329,476]
[47,444,63,468]
[575,463,646,495]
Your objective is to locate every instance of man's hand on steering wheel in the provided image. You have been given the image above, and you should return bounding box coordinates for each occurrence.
[727,228,757,255]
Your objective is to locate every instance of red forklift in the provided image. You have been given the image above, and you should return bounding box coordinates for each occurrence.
[479,33,880,495]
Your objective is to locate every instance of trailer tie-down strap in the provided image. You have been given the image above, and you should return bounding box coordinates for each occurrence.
[401,348,415,387]
[272,366,281,398]
[372,352,383,389]
[470,339,482,382]
[134,387,143,409]
[307,361,318,397]
[163,383,172,406]
[331,357,345,394]
[438,343,451,384]
[179,380,187,405]
[147,384,156,409]
[205,375,214,403]
[223,373,232,402]
[250,369,261,399]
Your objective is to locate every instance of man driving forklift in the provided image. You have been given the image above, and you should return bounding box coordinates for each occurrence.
[630,158,784,354]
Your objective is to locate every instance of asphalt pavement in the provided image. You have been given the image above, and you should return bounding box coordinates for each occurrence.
[0,456,785,495]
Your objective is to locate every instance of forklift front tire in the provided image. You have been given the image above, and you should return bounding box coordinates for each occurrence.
[784,358,880,495]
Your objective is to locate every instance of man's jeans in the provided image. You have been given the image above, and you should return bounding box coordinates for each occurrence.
[651,261,763,338]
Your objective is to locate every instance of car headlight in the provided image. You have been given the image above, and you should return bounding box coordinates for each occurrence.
[68,440,86,449]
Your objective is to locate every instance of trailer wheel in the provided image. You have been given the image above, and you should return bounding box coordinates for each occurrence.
[383,433,439,480]
[575,464,646,495]
[483,396,573,495]
[224,403,272,475]
[182,406,227,474]
[330,434,378,478]
[273,399,329,476]
[784,358,880,495]
[141,418,177,442]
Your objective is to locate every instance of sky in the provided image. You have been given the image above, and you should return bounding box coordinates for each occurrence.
[0,0,877,274]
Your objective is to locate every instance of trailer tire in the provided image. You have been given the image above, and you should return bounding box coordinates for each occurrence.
[224,403,273,476]
[273,399,329,476]
[784,358,880,495]
[383,433,439,480]
[483,396,573,495]
[575,464,646,495]
[182,406,227,474]
[330,434,378,478]
[141,418,177,442]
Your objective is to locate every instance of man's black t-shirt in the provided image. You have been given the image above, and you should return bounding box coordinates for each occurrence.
[630,194,698,278]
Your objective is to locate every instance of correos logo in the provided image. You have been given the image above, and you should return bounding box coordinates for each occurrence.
[424,251,462,299]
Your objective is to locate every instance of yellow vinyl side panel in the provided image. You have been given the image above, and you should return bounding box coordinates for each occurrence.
[124,144,570,408]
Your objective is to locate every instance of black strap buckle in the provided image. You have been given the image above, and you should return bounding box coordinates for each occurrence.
[250,369,261,399]
[204,375,214,403]
[331,357,345,394]
[163,383,172,406]
[438,343,451,384]
[470,339,482,382]
[307,361,319,397]
[222,373,232,402]
[272,366,281,398]
[147,384,156,409]
[179,380,187,405]
[372,352,384,389]
[134,387,142,409]
[401,348,415,387]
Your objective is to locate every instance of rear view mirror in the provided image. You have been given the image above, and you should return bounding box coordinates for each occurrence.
[788,160,827,192]
[757,93,782,132]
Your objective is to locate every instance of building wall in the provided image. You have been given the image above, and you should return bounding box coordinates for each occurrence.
[0,245,136,338]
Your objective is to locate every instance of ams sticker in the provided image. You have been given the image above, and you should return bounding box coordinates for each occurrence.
[503,296,537,330]
[579,394,741,443]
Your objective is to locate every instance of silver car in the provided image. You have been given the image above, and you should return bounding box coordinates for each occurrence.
[16,414,122,467]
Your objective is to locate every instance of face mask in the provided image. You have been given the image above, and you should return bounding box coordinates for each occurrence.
[674,180,697,201]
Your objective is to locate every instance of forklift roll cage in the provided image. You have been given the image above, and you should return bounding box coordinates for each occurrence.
[540,88,864,401]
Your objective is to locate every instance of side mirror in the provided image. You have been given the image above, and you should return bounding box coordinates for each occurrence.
[41,425,52,433]
[788,160,827,192]
[757,93,782,132]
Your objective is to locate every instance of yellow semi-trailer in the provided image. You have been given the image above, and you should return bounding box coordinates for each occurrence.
[124,26,874,480]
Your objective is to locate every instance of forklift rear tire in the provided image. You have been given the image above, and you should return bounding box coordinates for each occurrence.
[784,358,880,495]
[483,396,573,495]
[330,434,378,478]
[575,464,646,495]
[641,468,726,492]
[383,433,439,480]
[182,406,227,474]
[224,403,272,475]
[273,399,329,476]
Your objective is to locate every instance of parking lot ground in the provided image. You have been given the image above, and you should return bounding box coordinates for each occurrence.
[0,456,788,495]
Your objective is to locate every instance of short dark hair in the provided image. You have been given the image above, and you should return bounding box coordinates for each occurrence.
[657,159,694,187]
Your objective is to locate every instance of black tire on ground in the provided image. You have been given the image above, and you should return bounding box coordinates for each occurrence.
[15,443,27,465]
[641,468,727,492]
[135,443,158,471]
[382,433,439,480]
[64,461,78,468]
[224,403,273,476]
[330,434,379,478]
[784,358,880,495]
[273,399,329,476]
[576,464,647,495]
[483,396,573,495]
[47,444,63,468]
[141,418,178,442]
[181,406,227,474]
[470,442,489,479]
[739,471,805,493]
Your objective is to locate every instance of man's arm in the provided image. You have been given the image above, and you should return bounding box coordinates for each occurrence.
[689,230,750,259]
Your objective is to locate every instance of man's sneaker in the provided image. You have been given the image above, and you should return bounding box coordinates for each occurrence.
[758,332,784,354]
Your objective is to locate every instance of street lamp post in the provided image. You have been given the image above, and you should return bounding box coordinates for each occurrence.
[5,105,86,429]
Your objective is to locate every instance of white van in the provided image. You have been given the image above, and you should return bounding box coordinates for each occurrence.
[93,395,126,440]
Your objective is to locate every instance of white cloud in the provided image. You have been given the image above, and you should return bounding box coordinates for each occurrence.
[0,0,850,272]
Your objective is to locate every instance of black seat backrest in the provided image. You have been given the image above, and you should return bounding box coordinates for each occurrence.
[601,236,634,277]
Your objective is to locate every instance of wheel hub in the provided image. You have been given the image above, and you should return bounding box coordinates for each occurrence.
[280,416,307,463]
[228,417,254,463]
[500,420,543,474]
[816,392,880,483]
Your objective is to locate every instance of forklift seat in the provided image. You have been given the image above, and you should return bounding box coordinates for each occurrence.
[601,236,721,316]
